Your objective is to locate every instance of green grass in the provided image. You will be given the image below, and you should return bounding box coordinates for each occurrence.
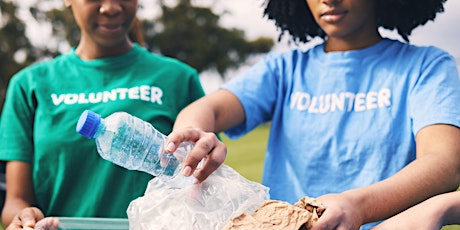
[222,124,460,230]
[0,124,457,230]
[222,124,269,183]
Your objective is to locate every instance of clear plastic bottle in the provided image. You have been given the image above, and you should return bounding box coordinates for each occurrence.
[76,110,192,178]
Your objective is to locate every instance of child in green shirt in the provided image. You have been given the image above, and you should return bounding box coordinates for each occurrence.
[0,0,205,228]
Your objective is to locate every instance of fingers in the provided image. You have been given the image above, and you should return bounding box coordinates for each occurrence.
[310,194,362,230]
[6,216,27,230]
[192,141,226,182]
[6,207,44,230]
[310,208,339,230]
[166,127,202,153]
[35,217,60,230]
[166,127,226,182]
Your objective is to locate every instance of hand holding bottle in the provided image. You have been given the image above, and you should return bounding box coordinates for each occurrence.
[165,127,227,183]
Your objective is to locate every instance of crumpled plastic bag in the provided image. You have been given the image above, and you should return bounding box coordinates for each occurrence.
[127,164,269,230]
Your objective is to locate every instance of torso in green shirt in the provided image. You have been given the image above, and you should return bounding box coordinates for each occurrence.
[0,44,205,218]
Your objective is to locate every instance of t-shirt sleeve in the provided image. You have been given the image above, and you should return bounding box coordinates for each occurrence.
[188,69,206,102]
[221,52,282,139]
[409,47,460,134]
[0,71,36,162]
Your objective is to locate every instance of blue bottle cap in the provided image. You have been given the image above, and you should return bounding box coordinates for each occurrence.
[76,110,101,139]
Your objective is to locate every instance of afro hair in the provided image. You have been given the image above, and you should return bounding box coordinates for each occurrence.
[263,0,447,43]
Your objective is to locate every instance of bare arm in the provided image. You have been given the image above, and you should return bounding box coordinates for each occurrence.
[442,192,460,225]
[172,89,245,133]
[372,191,460,229]
[2,161,43,228]
[166,89,245,182]
[312,124,460,229]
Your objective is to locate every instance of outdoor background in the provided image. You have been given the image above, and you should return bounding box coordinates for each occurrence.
[201,0,460,93]
[216,2,460,229]
[1,0,460,229]
[7,0,460,94]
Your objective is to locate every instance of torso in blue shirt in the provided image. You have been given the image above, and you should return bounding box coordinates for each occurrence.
[223,38,460,205]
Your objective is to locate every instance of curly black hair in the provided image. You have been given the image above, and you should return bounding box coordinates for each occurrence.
[263,0,447,43]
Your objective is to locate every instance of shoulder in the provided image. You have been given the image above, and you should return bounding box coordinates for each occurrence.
[9,52,73,85]
[373,39,457,74]
[265,46,317,60]
[257,44,321,72]
[134,45,198,75]
[384,38,453,59]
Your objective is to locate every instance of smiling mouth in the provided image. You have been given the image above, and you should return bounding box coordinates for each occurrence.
[99,24,123,32]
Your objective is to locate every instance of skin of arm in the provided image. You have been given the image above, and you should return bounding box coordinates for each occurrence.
[371,191,460,229]
[311,124,460,229]
[2,161,42,229]
[441,192,460,225]
[166,89,245,182]
[161,0,460,228]
[167,90,460,228]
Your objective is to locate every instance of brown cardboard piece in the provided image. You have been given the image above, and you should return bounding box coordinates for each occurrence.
[224,197,326,230]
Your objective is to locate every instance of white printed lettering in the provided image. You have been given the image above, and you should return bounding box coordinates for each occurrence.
[354,93,366,112]
[290,93,298,109]
[151,87,163,104]
[140,85,150,101]
[366,92,378,110]
[88,93,102,103]
[103,90,117,103]
[290,88,391,113]
[319,94,331,114]
[308,96,319,113]
[344,92,355,112]
[51,94,65,106]
[291,92,310,111]
[330,93,345,112]
[50,86,164,106]
[65,94,79,104]
[116,88,129,100]
[78,93,89,104]
[128,87,139,100]
[378,88,391,107]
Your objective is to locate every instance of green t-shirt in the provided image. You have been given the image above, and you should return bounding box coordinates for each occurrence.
[0,44,205,218]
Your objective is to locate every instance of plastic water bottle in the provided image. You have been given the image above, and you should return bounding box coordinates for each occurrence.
[75,110,192,178]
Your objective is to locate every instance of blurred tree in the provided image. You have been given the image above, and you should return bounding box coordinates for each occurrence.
[40,7,80,49]
[0,0,65,113]
[0,0,274,114]
[144,0,274,75]
[0,1,34,111]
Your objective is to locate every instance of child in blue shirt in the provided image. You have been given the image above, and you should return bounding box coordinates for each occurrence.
[166,0,460,229]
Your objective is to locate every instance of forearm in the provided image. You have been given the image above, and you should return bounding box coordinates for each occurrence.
[345,125,460,225]
[3,161,38,226]
[1,198,35,226]
[173,89,244,133]
[168,90,244,182]
[370,190,460,229]
[173,99,219,132]
[440,192,460,225]
[348,152,460,224]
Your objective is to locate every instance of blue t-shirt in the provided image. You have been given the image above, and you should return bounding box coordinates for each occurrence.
[222,38,460,217]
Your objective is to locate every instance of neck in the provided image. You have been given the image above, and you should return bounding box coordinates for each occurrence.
[75,39,134,60]
[325,30,382,52]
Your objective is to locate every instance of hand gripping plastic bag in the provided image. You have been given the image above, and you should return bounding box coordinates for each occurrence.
[127,164,269,230]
